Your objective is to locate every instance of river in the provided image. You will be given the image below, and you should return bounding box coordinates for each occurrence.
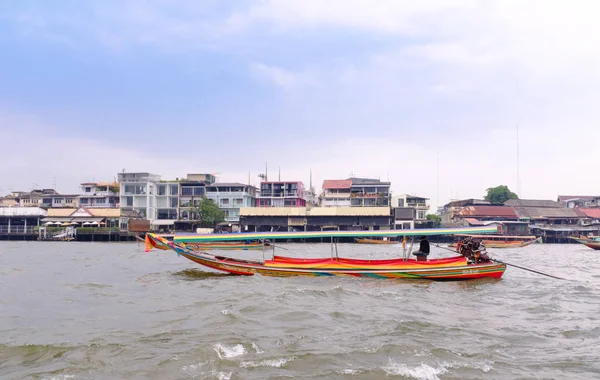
[1,241,599,379]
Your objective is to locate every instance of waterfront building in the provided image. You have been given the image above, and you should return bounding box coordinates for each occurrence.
[391,194,430,229]
[257,181,306,207]
[7,189,79,208]
[558,195,600,208]
[439,199,492,224]
[348,178,391,207]
[0,207,46,239]
[43,207,121,228]
[320,178,391,207]
[240,206,391,234]
[118,172,217,231]
[79,181,119,208]
[320,180,352,207]
[117,172,161,228]
[206,183,257,223]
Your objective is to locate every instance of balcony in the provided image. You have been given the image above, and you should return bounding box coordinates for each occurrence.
[260,191,300,197]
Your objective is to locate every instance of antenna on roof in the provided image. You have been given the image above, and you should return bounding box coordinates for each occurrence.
[310,168,313,191]
[278,166,281,181]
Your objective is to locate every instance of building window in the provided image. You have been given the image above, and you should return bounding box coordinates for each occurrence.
[221,199,230,205]
[182,187,193,196]
[259,199,271,206]
[170,185,178,195]
[158,185,166,195]
[85,187,92,193]
[223,210,230,218]
[65,198,73,203]
[170,197,178,208]
[284,199,297,206]
[235,198,243,205]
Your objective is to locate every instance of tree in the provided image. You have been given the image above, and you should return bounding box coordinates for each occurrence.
[194,198,225,228]
[484,185,519,205]
[426,214,442,227]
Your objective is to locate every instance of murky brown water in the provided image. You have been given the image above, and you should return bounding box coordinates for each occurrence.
[1,241,600,379]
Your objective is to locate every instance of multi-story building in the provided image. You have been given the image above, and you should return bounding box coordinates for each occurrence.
[79,181,119,208]
[320,180,353,207]
[320,178,391,207]
[118,172,216,230]
[257,181,306,207]
[155,181,180,222]
[118,172,161,226]
[393,194,430,220]
[206,183,257,223]
[11,189,79,208]
[178,176,213,221]
[390,194,429,229]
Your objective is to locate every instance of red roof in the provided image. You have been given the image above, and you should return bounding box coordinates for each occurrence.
[458,206,518,218]
[463,218,484,225]
[322,180,352,190]
[579,208,600,219]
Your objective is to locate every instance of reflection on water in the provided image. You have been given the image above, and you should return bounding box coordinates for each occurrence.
[1,241,600,379]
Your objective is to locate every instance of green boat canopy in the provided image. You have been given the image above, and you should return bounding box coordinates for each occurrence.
[172,226,500,243]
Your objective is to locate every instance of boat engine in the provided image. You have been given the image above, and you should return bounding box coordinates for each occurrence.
[456,237,491,264]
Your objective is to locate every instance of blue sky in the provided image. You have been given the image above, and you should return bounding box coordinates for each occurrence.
[2,1,600,208]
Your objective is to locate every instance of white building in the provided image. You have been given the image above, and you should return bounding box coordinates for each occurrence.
[391,194,430,229]
[79,181,119,208]
[118,172,161,227]
[206,183,257,223]
[117,172,216,230]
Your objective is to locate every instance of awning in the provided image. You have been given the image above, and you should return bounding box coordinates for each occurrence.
[151,220,176,226]
[41,217,73,223]
[71,217,104,223]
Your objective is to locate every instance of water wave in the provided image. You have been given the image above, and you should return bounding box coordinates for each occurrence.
[214,344,246,360]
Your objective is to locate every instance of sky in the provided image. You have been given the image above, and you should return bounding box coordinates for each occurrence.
[1,0,600,209]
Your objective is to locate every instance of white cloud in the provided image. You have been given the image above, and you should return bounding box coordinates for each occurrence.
[4,1,600,209]
[250,63,315,89]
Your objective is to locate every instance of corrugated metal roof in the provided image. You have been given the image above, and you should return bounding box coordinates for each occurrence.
[209,182,255,188]
[0,207,47,216]
[88,208,120,218]
[579,208,600,219]
[558,195,600,202]
[322,180,352,189]
[464,218,484,225]
[48,208,77,217]
[513,206,583,219]
[504,199,562,208]
[458,206,518,218]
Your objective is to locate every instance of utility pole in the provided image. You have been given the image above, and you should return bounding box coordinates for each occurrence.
[517,124,521,197]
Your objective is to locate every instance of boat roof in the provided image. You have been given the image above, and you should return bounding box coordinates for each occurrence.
[170,226,500,242]
[453,234,536,239]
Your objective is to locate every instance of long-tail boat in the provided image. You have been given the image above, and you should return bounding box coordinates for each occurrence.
[144,226,507,280]
[450,234,541,249]
[569,236,600,250]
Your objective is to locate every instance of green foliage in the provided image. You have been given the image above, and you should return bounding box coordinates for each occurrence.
[426,214,442,227]
[195,198,225,228]
[484,185,519,205]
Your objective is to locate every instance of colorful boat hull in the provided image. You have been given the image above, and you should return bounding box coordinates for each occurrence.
[145,233,506,280]
[450,236,541,249]
[354,238,397,245]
